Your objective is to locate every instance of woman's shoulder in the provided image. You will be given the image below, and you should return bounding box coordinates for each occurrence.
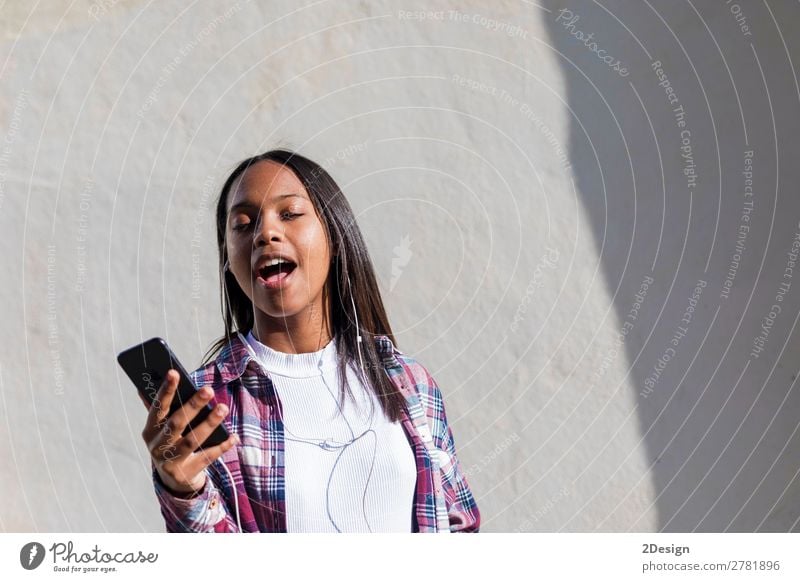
[375,335,445,407]
[189,359,222,390]
[189,334,246,390]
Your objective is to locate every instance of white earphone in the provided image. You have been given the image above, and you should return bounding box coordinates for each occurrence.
[348,275,365,371]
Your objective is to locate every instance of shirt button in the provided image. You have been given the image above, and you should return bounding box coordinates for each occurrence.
[209,497,218,509]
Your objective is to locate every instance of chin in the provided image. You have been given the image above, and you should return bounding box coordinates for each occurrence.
[257,300,303,319]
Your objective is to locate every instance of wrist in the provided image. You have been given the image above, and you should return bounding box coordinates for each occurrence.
[156,470,207,499]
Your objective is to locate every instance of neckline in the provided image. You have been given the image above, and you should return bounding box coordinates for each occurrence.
[244,330,338,378]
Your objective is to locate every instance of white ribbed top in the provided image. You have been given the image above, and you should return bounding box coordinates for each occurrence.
[243,330,417,532]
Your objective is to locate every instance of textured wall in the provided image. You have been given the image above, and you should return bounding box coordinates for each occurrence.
[1,0,799,532]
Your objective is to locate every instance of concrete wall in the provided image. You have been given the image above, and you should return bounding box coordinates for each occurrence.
[1,0,798,532]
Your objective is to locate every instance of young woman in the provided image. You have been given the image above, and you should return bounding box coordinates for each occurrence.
[140,149,480,532]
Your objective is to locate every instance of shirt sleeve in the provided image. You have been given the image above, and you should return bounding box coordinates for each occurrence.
[151,461,240,533]
[423,369,481,533]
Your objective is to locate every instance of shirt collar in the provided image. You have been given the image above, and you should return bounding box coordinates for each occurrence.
[244,330,338,378]
[214,331,401,384]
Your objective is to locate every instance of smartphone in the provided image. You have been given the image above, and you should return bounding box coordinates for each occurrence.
[117,337,229,452]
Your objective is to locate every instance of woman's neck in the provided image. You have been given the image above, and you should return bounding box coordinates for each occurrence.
[251,311,334,354]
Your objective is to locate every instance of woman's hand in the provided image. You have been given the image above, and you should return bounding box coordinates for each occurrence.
[140,370,238,496]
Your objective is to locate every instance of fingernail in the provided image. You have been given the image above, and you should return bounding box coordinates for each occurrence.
[215,405,227,416]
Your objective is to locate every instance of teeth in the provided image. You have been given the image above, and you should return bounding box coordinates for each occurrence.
[265,258,291,267]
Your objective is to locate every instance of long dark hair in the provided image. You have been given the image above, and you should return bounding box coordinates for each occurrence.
[201,149,405,423]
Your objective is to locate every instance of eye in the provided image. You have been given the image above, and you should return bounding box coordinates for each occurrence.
[281,211,303,220]
[231,221,252,232]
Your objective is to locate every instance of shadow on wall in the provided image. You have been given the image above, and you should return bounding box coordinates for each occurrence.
[543,0,800,531]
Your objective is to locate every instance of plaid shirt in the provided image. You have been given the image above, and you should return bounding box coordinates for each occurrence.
[151,333,480,533]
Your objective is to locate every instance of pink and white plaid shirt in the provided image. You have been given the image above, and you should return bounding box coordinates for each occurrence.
[151,333,480,533]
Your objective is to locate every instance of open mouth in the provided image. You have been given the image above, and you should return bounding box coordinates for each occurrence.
[256,260,297,289]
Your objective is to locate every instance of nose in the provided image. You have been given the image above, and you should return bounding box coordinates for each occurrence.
[252,211,284,248]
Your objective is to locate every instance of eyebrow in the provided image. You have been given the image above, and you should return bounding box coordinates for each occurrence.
[229,193,304,213]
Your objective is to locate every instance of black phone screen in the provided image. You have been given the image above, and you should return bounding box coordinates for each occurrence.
[117,337,230,451]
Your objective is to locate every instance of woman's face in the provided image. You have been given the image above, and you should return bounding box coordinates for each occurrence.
[225,160,332,327]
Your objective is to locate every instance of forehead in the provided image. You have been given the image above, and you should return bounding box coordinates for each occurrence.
[228,161,309,208]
